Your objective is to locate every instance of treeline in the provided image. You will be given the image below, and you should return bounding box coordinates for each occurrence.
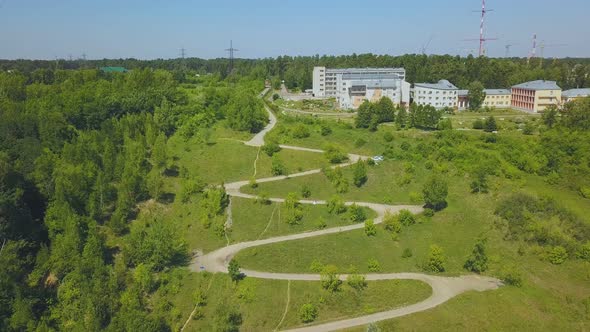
[0,69,266,330]
[356,98,448,130]
[3,54,590,90]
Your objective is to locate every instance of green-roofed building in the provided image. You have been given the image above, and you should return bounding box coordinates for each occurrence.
[100,66,128,73]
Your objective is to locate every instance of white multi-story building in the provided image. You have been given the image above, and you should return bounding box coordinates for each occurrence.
[413,80,458,109]
[312,67,410,109]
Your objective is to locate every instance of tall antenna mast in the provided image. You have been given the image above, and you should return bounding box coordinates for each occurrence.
[464,0,497,57]
[225,40,239,74]
[476,0,495,56]
[180,48,186,59]
[527,34,537,65]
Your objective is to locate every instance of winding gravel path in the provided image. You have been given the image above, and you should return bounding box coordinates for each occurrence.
[191,90,502,331]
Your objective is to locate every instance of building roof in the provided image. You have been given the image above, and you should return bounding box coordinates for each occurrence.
[484,89,511,95]
[562,88,590,98]
[100,66,128,73]
[512,80,560,90]
[458,89,469,96]
[414,80,458,90]
[343,73,403,81]
[350,79,398,89]
[326,67,405,74]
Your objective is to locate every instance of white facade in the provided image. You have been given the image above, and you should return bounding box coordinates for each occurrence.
[413,80,458,109]
[312,67,410,109]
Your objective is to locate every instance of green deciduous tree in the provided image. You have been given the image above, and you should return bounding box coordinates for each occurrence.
[320,265,342,292]
[425,244,446,272]
[422,176,448,211]
[347,273,367,291]
[468,81,486,111]
[228,259,242,282]
[464,238,488,273]
[298,303,318,323]
[364,219,377,236]
[352,159,368,187]
[348,203,367,223]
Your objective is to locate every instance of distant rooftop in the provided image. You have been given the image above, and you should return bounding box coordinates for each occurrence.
[484,89,511,95]
[458,89,468,96]
[562,88,590,98]
[100,66,128,73]
[324,67,405,74]
[350,79,399,89]
[512,80,560,90]
[414,80,458,90]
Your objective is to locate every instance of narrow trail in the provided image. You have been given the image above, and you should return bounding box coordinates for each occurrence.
[257,204,278,240]
[224,197,233,246]
[253,146,261,177]
[274,280,291,332]
[190,89,502,331]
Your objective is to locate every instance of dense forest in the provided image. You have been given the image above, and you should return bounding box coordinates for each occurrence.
[2,54,590,91]
[0,67,266,330]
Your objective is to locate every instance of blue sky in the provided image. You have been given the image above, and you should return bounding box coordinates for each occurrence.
[1,0,588,59]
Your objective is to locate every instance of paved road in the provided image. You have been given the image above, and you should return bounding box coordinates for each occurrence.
[245,88,276,147]
[191,89,502,331]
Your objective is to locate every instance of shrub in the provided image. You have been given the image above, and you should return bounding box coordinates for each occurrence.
[470,170,489,194]
[400,141,411,151]
[347,273,367,291]
[255,193,271,205]
[579,242,590,261]
[301,184,311,198]
[272,93,280,101]
[324,144,348,164]
[425,245,445,272]
[423,208,434,217]
[464,238,488,273]
[320,124,332,136]
[409,191,422,204]
[309,259,324,272]
[502,269,523,287]
[349,204,367,223]
[402,248,413,258]
[271,155,287,176]
[424,160,434,170]
[383,212,401,233]
[316,217,327,229]
[327,195,347,214]
[228,259,242,282]
[398,209,416,226]
[522,122,534,135]
[367,258,381,272]
[284,192,303,225]
[364,220,377,236]
[355,138,367,147]
[292,124,310,139]
[299,303,318,323]
[383,131,394,142]
[352,160,368,187]
[472,119,484,129]
[320,265,342,292]
[547,246,568,265]
[262,142,281,156]
[484,116,497,132]
[249,177,257,189]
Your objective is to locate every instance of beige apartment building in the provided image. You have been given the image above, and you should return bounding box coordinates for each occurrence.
[457,89,511,110]
[511,80,561,113]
